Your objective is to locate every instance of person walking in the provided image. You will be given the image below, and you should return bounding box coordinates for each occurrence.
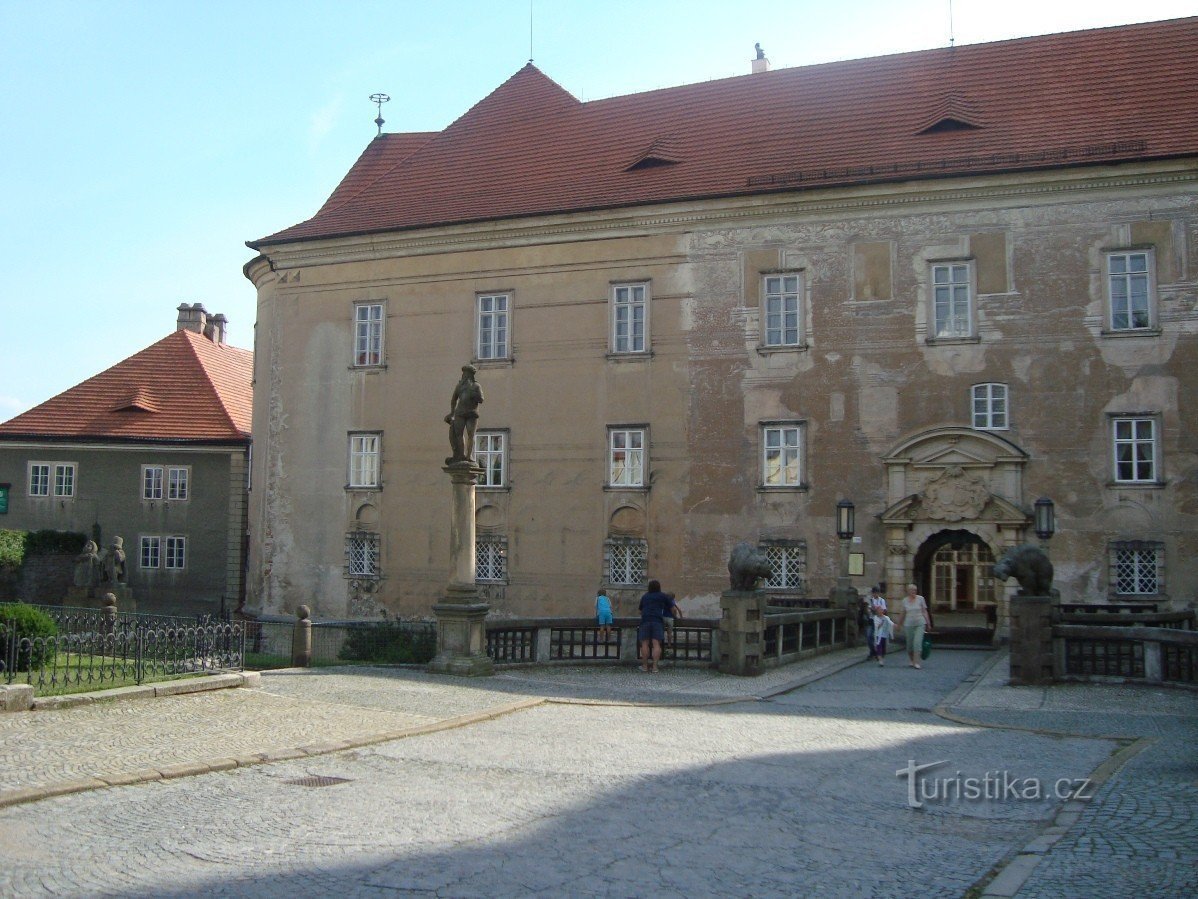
[863,585,887,660]
[872,606,895,665]
[638,580,682,673]
[896,583,932,669]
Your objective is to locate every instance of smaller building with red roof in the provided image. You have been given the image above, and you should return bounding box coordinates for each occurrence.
[0,304,253,615]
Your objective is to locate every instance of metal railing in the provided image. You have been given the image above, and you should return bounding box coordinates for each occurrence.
[1,618,244,695]
[486,617,719,666]
[1054,624,1198,686]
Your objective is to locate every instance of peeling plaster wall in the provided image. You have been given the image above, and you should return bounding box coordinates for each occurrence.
[247,165,1198,618]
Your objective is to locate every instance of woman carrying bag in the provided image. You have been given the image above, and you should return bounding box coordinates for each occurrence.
[896,583,932,669]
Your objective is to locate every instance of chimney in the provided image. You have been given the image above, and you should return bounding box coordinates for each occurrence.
[176,302,209,335]
[205,313,228,345]
[752,42,770,74]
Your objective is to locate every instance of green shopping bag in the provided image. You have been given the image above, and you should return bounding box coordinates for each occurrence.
[921,634,933,660]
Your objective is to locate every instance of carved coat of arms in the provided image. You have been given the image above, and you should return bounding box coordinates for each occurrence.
[921,466,990,521]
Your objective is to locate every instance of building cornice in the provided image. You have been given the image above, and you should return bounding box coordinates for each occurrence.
[254,161,1198,273]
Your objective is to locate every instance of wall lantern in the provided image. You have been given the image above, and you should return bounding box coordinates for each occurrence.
[836,499,856,540]
[1034,497,1056,541]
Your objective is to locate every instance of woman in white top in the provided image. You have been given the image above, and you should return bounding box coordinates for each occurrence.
[896,583,932,669]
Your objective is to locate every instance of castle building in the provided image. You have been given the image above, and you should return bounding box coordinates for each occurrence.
[245,18,1198,627]
[0,305,252,615]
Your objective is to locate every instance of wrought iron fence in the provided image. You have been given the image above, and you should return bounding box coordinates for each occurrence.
[1,617,244,695]
[1054,624,1198,686]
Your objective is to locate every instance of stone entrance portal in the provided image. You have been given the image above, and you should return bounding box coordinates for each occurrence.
[879,427,1033,637]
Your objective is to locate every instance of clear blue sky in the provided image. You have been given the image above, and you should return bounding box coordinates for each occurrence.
[2,0,1192,419]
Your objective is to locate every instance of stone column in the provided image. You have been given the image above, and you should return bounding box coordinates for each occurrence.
[428,463,494,676]
[1008,595,1053,686]
[718,590,768,676]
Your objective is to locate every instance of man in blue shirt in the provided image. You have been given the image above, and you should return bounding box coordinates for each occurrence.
[638,580,682,673]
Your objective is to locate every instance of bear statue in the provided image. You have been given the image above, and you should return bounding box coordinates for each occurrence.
[993,544,1054,596]
[728,541,773,592]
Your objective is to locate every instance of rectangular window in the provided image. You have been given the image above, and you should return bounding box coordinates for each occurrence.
[608,538,647,586]
[762,425,802,487]
[167,467,189,501]
[354,303,385,366]
[142,466,164,500]
[29,463,50,496]
[31,462,75,497]
[1110,542,1161,595]
[763,274,802,347]
[971,383,1009,430]
[165,536,187,570]
[762,542,807,591]
[140,536,161,569]
[609,428,646,487]
[931,263,973,339]
[1112,418,1157,483]
[348,433,381,488]
[476,294,510,360]
[475,431,507,488]
[476,536,508,583]
[611,283,648,354]
[1107,252,1153,331]
[346,531,380,578]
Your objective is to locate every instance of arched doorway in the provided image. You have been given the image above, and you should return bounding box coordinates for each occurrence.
[913,530,999,613]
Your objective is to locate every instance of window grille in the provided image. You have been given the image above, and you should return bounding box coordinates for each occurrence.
[608,539,647,586]
[762,543,806,590]
[346,531,380,579]
[1111,542,1161,595]
[476,537,508,582]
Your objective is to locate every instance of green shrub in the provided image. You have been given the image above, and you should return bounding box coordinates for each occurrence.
[0,530,23,571]
[0,602,58,671]
[337,622,436,665]
[24,530,87,557]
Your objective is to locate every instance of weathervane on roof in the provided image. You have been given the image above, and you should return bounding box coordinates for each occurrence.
[370,93,391,135]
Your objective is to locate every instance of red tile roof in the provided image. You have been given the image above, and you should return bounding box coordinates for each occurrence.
[252,17,1198,248]
[0,330,253,444]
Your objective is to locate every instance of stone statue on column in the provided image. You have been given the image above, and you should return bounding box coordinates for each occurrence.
[445,364,483,466]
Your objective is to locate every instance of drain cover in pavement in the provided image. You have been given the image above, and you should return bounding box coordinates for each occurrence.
[284,775,352,788]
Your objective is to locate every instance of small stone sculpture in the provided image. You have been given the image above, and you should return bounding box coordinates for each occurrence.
[444,364,484,466]
[728,541,772,592]
[994,544,1054,596]
[73,540,102,588]
[103,536,127,584]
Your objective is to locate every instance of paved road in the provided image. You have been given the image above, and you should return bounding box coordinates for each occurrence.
[0,649,1193,897]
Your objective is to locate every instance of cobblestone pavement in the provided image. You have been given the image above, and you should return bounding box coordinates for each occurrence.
[944,651,1198,898]
[0,648,1157,897]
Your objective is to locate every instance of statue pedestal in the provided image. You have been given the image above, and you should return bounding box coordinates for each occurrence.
[718,590,769,676]
[428,462,493,677]
[1008,595,1053,685]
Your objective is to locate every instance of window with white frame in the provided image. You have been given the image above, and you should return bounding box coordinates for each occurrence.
[348,433,381,488]
[931,262,973,339]
[167,467,189,500]
[142,466,190,500]
[611,283,648,354]
[476,535,508,583]
[1112,417,1158,484]
[354,303,385,366]
[607,538,647,586]
[476,293,510,360]
[1106,251,1153,331]
[1109,541,1162,595]
[762,274,802,347]
[475,431,506,487]
[345,531,380,579]
[608,428,646,487]
[762,424,803,487]
[165,536,187,570]
[140,536,161,569]
[761,541,807,591]
[971,383,1009,430]
[29,462,75,497]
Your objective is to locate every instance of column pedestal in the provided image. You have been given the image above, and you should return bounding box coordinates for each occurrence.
[428,463,493,677]
[1008,595,1053,686]
[718,590,768,676]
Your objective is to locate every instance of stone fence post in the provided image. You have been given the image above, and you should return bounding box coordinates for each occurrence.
[719,590,768,676]
[292,605,312,668]
[1008,595,1053,685]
